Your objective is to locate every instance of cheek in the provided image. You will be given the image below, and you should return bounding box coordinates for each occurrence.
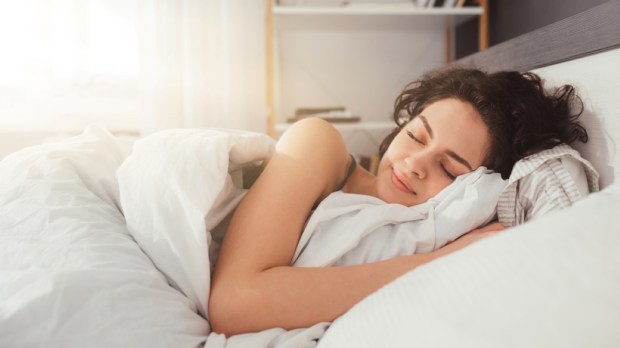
[377,137,411,176]
[376,156,393,183]
[377,143,400,171]
[382,135,410,159]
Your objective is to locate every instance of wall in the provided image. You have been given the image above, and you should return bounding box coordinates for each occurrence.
[275,15,446,124]
[274,13,447,156]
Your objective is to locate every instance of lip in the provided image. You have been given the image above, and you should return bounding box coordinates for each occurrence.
[391,169,416,195]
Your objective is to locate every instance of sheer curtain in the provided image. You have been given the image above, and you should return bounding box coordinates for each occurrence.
[0,0,267,134]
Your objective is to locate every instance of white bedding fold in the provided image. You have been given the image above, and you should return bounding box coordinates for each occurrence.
[117,128,276,320]
[294,167,506,267]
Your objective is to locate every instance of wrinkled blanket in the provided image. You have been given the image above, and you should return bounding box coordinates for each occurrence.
[0,127,207,348]
[1,126,506,348]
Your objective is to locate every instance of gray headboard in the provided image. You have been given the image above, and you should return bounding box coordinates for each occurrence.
[453,0,620,72]
[452,0,620,188]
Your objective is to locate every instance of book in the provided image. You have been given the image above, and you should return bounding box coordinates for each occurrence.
[342,1,417,9]
[415,0,429,8]
[287,107,361,123]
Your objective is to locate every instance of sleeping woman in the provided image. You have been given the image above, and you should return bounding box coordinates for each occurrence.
[208,67,588,336]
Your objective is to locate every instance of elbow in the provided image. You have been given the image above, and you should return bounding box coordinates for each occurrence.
[209,283,261,336]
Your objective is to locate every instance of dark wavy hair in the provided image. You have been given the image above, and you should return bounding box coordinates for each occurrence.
[378,67,588,179]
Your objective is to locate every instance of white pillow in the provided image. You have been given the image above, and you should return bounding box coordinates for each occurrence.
[318,183,620,348]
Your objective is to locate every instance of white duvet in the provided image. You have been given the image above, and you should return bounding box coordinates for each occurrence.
[8,125,598,348]
[0,127,207,347]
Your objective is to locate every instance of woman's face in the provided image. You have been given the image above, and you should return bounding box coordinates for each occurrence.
[376,98,491,206]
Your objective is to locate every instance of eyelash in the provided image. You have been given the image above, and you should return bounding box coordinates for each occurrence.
[441,164,457,180]
[406,130,456,180]
[406,130,422,144]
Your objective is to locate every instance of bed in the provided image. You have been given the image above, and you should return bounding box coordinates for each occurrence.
[1,2,619,347]
[318,3,620,347]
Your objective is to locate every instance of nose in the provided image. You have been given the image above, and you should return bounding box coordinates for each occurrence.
[403,152,428,179]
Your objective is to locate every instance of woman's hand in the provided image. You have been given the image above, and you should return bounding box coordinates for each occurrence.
[433,222,505,258]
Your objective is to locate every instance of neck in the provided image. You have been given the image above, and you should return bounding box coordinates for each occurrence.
[342,166,378,198]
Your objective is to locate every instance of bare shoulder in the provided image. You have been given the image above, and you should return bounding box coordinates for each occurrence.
[278,117,345,150]
[277,117,347,161]
[275,117,350,197]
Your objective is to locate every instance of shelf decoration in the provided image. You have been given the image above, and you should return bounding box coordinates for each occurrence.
[287,106,361,123]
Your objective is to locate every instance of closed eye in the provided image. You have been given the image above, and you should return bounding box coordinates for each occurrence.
[406,130,423,144]
[407,129,455,180]
[441,163,457,180]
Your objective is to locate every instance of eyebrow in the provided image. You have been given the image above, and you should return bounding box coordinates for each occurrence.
[447,150,474,171]
[418,115,433,138]
[418,115,473,171]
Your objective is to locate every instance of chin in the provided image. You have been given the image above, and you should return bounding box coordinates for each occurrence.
[379,188,417,206]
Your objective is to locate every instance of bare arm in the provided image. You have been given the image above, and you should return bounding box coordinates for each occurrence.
[208,118,502,335]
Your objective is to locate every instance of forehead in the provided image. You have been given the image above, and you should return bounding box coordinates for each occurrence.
[414,98,490,165]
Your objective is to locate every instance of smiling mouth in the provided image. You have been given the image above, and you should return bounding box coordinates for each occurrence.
[391,170,416,195]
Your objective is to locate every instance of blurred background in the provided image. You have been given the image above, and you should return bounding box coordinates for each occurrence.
[0,0,605,159]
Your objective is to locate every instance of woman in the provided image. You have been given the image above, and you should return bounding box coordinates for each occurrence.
[209,68,587,335]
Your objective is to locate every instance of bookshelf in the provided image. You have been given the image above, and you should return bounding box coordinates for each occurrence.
[265,0,489,148]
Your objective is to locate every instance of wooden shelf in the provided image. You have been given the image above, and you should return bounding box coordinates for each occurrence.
[273,5,483,26]
[273,5,483,15]
[276,121,394,133]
